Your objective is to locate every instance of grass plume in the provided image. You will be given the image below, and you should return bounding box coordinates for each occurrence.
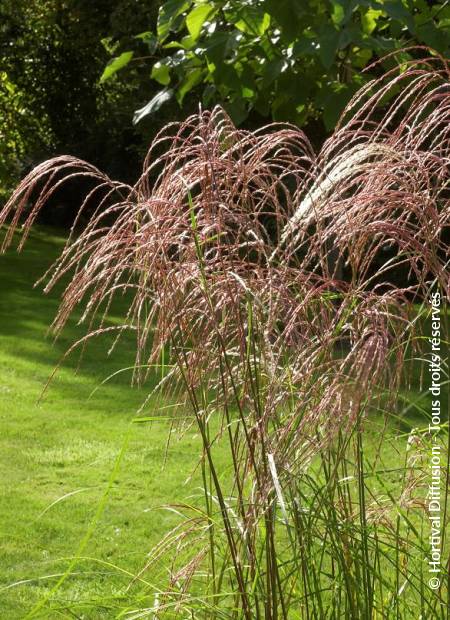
[1,51,449,617]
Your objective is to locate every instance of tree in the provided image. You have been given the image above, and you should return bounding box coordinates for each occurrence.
[0,0,168,198]
[103,0,450,133]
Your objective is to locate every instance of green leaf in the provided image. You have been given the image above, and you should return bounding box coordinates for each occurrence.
[202,83,217,105]
[292,34,316,57]
[133,88,174,124]
[361,35,397,51]
[271,71,312,122]
[331,1,345,26]
[224,98,248,125]
[352,47,373,68]
[135,31,158,53]
[318,81,359,130]
[261,58,284,88]
[330,0,358,25]
[254,92,271,116]
[384,1,415,32]
[164,34,196,50]
[177,67,203,103]
[100,51,134,83]
[235,7,271,36]
[151,61,171,86]
[158,0,191,41]
[361,8,382,35]
[339,23,360,49]
[186,3,214,41]
[416,21,449,53]
[318,24,340,69]
[263,0,305,43]
[239,63,257,96]
[101,36,118,54]
[204,31,240,67]
[212,62,241,91]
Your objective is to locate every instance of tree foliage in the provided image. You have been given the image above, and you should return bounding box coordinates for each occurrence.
[104,0,450,129]
[0,0,166,197]
[1,1,449,201]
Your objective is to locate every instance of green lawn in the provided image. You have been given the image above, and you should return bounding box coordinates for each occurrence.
[0,226,207,617]
[0,226,446,618]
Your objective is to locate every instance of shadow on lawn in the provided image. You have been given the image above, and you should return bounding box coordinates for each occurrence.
[1,225,446,425]
[0,225,154,408]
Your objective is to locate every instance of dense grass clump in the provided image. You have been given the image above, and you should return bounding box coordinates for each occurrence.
[1,52,449,617]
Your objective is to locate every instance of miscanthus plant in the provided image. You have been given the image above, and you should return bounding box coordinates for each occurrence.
[1,52,449,618]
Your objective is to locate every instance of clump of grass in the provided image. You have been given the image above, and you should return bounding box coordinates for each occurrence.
[1,51,449,617]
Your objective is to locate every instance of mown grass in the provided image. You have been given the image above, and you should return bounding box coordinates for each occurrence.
[0,226,214,617]
[0,226,447,617]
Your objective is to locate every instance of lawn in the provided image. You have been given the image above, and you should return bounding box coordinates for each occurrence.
[0,226,446,617]
[0,226,208,617]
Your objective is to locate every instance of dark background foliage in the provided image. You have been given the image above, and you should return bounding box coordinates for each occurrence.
[0,0,172,197]
[1,0,449,210]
